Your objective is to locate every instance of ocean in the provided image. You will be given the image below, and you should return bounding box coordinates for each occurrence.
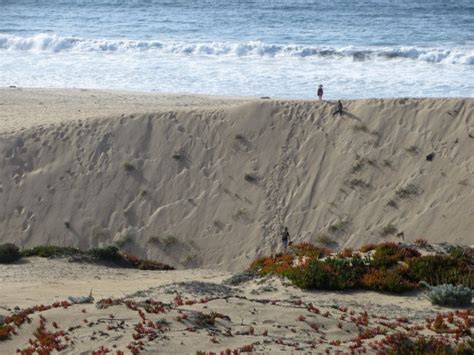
[0,0,473,98]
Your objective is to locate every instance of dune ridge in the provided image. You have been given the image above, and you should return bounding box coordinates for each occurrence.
[0,89,473,271]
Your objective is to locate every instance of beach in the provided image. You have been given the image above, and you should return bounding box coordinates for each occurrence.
[1,1,473,353]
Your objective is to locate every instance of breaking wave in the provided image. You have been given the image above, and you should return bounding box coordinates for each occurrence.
[0,33,473,65]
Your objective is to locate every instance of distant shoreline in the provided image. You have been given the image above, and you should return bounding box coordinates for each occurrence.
[2,86,473,101]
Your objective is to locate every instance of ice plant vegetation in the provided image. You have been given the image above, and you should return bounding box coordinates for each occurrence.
[249,242,473,294]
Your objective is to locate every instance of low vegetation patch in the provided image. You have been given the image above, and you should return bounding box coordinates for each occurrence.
[0,243,21,264]
[406,145,420,155]
[249,242,473,295]
[348,178,371,189]
[223,271,256,286]
[422,283,472,307]
[122,162,135,171]
[386,199,398,208]
[244,172,258,182]
[396,184,421,199]
[371,242,420,268]
[172,150,185,160]
[361,266,416,293]
[380,332,473,354]
[163,235,179,247]
[114,235,133,248]
[408,254,473,287]
[380,223,398,237]
[21,245,81,258]
[352,124,370,133]
[14,244,174,271]
[350,159,365,174]
[315,233,336,247]
[328,220,350,234]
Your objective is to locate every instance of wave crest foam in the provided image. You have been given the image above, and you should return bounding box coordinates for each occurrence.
[0,34,472,65]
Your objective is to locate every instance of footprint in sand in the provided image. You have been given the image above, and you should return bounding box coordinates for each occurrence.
[16,138,24,148]
[22,221,30,232]
[5,148,14,159]
[12,173,22,185]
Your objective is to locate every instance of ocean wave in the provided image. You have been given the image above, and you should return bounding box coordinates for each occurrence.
[0,33,472,65]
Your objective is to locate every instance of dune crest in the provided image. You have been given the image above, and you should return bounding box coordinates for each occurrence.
[0,89,473,270]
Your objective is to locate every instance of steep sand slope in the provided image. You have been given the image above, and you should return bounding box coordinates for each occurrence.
[0,89,473,270]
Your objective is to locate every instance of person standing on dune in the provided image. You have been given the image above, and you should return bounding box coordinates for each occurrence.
[281,227,290,251]
[333,100,344,116]
[317,84,324,100]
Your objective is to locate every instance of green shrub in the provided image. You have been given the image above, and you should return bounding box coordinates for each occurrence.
[0,243,21,264]
[408,255,473,287]
[288,258,365,290]
[287,260,333,289]
[21,245,80,258]
[402,253,444,279]
[372,242,404,268]
[325,257,366,289]
[17,244,174,271]
[422,283,472,307]
[371,242,420,268]
[89,246,121,262]
[449,247,474,264]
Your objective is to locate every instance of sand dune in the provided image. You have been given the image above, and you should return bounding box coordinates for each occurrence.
[0,88,473,271]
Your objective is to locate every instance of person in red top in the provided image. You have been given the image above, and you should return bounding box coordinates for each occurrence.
[317,84,324,100]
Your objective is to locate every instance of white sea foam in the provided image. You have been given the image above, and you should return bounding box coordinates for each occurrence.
[0,34,472,65]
